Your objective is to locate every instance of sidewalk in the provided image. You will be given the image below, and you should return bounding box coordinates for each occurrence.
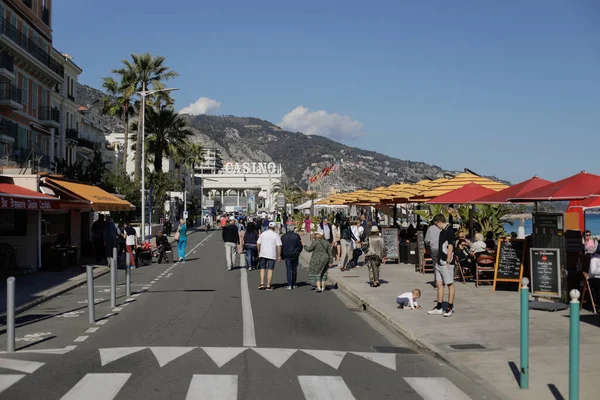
[299,234,599,400]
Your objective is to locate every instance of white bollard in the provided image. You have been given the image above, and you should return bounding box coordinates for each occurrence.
[6,277,15,353]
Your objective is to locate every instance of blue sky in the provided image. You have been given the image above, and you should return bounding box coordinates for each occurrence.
[53,0,599,183]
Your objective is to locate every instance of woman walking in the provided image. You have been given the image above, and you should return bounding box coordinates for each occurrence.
[339,219,357,271]
[244,222,259,270]
[176,218,188,262]
[364,226,386,287]
[305,230,333,292]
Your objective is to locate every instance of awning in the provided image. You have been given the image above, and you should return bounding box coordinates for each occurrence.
[0,183,60,210]
[427,183,497,204]
[471,176,552,204]
[508,171,600,202]
[42,178,133,212]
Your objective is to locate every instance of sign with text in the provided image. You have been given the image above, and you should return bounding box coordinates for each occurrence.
[0,195,59,210]
[493,238,526,290]
[530,248,561,298]
[382,227,399,261]
[221,162,282,175]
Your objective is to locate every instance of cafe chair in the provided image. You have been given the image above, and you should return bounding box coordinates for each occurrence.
[581,272,597,314]
[454,255,473,284]
[421,250,434,274]
[475,254,496,287]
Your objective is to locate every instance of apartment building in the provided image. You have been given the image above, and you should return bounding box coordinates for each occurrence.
[0,0,64,172]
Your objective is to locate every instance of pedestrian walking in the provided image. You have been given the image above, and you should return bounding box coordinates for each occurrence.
[257,221,282,291]
[339,219,357,271]
[305,230,333,292]
[428,214,456,317]
[363,226,386,287]
[243,222,259,270]
[222,217,239,270]
[103,216,120,266]
[91,214,105,264]
[281,225,303,289]
[319,218,333,243]
[176,218,188,262]
[122,221,137,269]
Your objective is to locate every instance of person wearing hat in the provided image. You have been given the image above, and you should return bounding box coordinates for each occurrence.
[588,242,600,312]
[363,226,386,287]
[305,228,334,292]
[222,217,240,271]
[257,221,282,291]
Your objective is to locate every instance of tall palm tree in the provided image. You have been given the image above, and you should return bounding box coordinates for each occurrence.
[100,75,135,171]
[177,142,205,199]
[272,176,302,210]
[113,53,178,180]
[131,107,192,173]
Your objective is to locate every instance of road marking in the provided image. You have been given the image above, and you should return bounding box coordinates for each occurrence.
[150,281,156,284]
[112,307,123,312]
[240,268,256,347]
[404,377,472,400]
[0,375,25,395]
[132,294,140,298]
[201,347,247,368]
[74,336,88,342]
[185,230,217,257]
[2,345,77,355]
[142,286,150,290]
[298,376,355,400]
[301,349,346,370]
[85,327,99,334]
[125,298,136,302]
[15,332,52,342]
[252,348,296,368]
[99,347,146,366]
[56,311,85,318]
[149,347,196,367]
[95,320,108,325]
[60,373,131,400]
[350,351,396,371]
[186,374,237,400]
[120,303,129,307]
[0,358,44,373]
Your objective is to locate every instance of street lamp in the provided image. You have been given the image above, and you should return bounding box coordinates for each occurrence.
[137,86,179,242]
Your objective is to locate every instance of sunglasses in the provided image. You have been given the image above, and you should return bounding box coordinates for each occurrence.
[586,234,591,236]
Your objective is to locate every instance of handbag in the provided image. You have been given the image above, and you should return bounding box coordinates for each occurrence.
[174,231,180,241]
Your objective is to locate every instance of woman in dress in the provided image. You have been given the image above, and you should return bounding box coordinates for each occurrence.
[305,230,333,292]
[176,218,187,262]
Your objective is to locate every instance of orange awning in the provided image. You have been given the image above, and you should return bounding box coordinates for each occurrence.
[42,178,133,212]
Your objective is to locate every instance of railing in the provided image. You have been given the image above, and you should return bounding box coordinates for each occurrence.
[0,52,14,72]
[42,7,49,26]
[66,128,78,140]
[39,107,60,123]
[0,18,64,77]
[76,137,97,151]
[0,82,22,104]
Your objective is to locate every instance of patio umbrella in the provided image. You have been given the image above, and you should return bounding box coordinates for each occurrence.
[427,183,497,204]
[471,176,552,204]
[413,172,509,202]
[507,171,600,202]
[565,197,600,233]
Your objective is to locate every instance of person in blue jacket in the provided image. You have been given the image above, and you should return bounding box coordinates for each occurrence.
[177,218,187,262]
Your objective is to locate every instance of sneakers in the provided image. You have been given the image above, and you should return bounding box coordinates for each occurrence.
[286,286,292,290]
[292,285,298,289]
[443,309,454,317]
[228,267,232,271]
[427,308,444,315]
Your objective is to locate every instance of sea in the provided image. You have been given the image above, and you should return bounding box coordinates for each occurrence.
[503,213,600,236]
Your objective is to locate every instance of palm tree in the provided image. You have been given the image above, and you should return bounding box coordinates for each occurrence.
[177,142,204,198]
[131,107,192,173]
[113,53,179,180]
[303,190,320,216]
[272,176,302,209]
[100,75,135,171]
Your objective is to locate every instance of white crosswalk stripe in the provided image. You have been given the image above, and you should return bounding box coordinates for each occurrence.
[0,375,25,395]
[298,376,356,400]
[185,374,237,399]
[404,377,472,400]
[59,373,131,400]
[0,358,44,374]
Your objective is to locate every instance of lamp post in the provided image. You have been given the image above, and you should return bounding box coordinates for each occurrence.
[137,86,179,242]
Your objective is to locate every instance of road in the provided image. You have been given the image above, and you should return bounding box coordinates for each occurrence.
[0,229,498,399]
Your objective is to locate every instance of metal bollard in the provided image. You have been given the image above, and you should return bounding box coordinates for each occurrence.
[569,289,580,400]
[110,246,117,308]
[6,277,15,353]
[86,265,95,324]
[125,259,131,297]
[520,277,529,389]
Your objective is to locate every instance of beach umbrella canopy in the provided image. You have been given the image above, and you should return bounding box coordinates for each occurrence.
[413,172,508,201]
[471,176,552,204]
[427,183,497,204]
[508,171,600,202]
[567,197,600,211]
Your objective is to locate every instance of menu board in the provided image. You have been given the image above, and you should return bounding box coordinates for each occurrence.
[493,239,526,290]
[382,227,399,261]
[530,248,561,298]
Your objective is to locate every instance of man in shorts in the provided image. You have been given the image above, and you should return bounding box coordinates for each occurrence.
[257,221,282,291]
[428,213,456,317]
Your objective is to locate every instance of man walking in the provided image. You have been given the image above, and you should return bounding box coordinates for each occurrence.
[428,214,456,317]
[103,216,120,266]
[319,218,333,244]
[222,217,239,271]
[257,221,282,291]
[281,225,303,289]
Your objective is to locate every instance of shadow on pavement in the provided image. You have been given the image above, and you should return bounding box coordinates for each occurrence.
[17,335,57,351]
[548,384,566,400]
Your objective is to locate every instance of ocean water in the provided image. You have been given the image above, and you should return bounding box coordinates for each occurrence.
[503,213,600,236]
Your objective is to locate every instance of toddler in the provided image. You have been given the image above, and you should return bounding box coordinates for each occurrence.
[397,289,421,309]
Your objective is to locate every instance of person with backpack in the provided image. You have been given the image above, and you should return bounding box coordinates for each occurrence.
[281,225,303,289]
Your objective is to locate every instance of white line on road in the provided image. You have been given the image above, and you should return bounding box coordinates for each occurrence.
[85,327,99,334]
[0,358,44,373]
[240,267,256,347]
[60,373,131,400]
[404,377,472,400]
[185,230,218,257]
[185,374,237,400]
[95,320,108,325]
[112,307,123,312]
[73,336,88,342]
[298,376,356,400]
[0,375,25,395]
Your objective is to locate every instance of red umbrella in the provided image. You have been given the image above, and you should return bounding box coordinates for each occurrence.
[508,171,600,202]
[428,183,497,204]
[471,176,552,204]
[567,197,600,210]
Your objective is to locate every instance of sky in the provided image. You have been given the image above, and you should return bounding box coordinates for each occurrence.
[53,0,600,183]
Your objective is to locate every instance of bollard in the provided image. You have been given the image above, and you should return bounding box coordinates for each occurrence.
[110,246,117,308]
[125,259,131,297]
[569,289,580,400]
[520,277,529,389]
[6,277,15,353]
[86,265,95,324]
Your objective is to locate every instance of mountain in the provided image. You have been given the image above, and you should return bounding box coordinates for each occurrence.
[78,84,506,189]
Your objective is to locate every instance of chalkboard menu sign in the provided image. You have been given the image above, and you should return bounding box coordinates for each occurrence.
[493,238,526,290]
[530,248,561,298]
[382,228,399,261]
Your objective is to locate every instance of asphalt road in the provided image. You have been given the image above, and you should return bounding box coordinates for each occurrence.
[0,229,499,399]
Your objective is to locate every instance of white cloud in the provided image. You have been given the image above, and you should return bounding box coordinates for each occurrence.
[279,106,364,141]
[179,97,222,115]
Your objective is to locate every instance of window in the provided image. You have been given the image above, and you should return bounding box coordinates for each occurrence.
[65,111,69,129]
[18,126,27,149]
[0,4,5,20]
[42,88,48,107]
[22,76,28,107]
[32,82,38,117]
[41,136,47,155]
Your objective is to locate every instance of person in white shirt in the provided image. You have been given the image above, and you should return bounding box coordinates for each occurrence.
[257,222,282,291]
[588,243,600,311]
[396,289,421,309]
[470,233,488,256]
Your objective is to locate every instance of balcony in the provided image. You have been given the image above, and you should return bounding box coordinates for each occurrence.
[0,18,64,81]
[22,0,33,8]
[0,82,22,109]
[42,6,50,26]
[66,128,78,140]
[76,137,98,151]
[67,94,75,102]
[0,52,14,81]
[39,107,60,128]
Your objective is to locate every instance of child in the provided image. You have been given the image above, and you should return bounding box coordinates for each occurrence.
[397,289,421,309]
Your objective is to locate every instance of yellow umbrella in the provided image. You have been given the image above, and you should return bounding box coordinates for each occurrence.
[415,172,509,202]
